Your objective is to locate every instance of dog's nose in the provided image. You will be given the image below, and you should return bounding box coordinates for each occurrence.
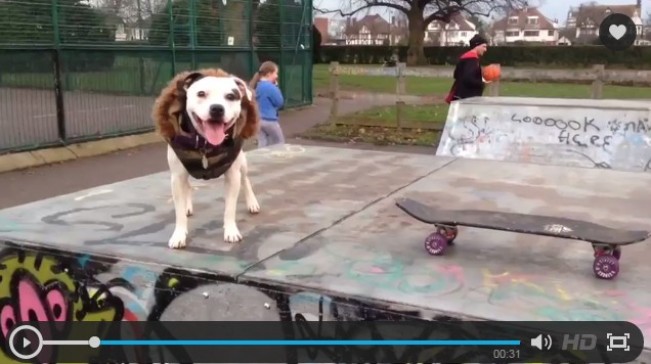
[209,104,224,119]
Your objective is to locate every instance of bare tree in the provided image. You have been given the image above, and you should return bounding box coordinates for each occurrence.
[316,0,528,65]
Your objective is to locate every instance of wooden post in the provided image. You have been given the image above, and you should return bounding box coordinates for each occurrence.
[488,79,500,97]
[395,62,406,129]
[396,62,406,95]
[591,64,605,99]
[329,61,340,120]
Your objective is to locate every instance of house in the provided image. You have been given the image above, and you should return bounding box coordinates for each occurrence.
[344,14,391,45]
[424,12,478,46]
[489,7,559,45]
[557,28,575,45]
[103,13,149,42]
[564,0,644,45]
[314,17,330,45]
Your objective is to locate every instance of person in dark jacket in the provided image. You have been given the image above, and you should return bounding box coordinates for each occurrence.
[445,34,491,104]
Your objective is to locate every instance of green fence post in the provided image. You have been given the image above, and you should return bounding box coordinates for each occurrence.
[248,0,255,78]
[168,0,176,76]
[51,0,60,46]
[307,0,313,104]
[189,0,197,69]
[51,0,67,89]
[279,0,285,94]
[51,0,67,141]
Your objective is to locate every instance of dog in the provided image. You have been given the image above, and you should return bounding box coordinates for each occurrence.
[152,68,261,249]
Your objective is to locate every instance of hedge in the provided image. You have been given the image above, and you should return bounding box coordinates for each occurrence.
[316,45,651,69]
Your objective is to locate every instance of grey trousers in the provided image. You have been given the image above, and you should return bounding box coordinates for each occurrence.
[257,120,285,147]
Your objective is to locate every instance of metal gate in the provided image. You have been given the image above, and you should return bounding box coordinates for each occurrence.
[0,0,313,153]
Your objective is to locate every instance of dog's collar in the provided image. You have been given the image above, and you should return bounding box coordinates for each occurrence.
[171,111,237,150]
[168,111,244,180]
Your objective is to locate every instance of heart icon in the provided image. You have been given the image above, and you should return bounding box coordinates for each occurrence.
[609,24,626,40]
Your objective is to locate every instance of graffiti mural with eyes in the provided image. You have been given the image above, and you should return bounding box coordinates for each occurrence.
[0,249,123,363]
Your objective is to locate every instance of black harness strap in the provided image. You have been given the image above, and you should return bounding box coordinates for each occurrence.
[168,112,243,180]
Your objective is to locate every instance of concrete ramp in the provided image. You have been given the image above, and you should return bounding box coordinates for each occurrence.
[0,145,650,363]
[436,97,651,172]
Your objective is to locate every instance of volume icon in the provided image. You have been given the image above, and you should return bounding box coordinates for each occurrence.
[530,334,553,350]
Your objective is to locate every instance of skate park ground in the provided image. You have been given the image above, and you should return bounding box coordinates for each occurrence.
[0,143,650,362]
[1,95,650,362]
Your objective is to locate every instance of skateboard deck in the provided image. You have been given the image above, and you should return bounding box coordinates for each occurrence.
[395,197,651,280]
[396,197,650,245]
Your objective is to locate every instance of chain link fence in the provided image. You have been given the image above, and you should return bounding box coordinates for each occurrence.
[0,0,312,153]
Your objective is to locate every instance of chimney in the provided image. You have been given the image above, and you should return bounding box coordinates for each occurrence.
[637,0,641,9]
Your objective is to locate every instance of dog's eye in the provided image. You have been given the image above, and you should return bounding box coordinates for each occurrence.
[197,91,206,97]
[225,93,236,101]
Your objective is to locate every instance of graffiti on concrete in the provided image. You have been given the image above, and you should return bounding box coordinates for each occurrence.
[1,241,649,363]
[436,102,651,172]
[0,243,435,363]
[447,115,508,156]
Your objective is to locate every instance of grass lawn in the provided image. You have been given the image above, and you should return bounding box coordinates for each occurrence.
[302,104,448,146]
[312,64,651,99]
[3,61,649,100]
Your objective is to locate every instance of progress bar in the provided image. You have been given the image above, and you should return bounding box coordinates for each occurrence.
[9,325,521,361]
[100,339,521,346]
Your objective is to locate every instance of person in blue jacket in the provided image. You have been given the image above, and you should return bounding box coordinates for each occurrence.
[249,61,285,147]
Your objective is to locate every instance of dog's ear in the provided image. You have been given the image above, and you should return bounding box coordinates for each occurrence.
[234,77,259,140]
[177,72,204,93]
[153,71,198,141]
[232,76,253,101]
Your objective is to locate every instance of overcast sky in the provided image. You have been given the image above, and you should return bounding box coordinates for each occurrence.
[314,0,648,25]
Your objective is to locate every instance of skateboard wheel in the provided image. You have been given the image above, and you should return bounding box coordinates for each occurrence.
[424,232,448,256]
[593,255,619,280]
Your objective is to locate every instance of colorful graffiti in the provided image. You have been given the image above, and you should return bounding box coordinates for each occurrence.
[0,247,125,363]
[0,242,649,363]
[0,243,436,363]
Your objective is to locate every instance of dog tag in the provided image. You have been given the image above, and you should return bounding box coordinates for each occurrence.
[201,154,208,169]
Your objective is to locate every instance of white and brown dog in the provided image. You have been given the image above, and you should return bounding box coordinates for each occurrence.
[152,68,260,248]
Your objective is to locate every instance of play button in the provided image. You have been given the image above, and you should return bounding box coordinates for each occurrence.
[8,325,43,360]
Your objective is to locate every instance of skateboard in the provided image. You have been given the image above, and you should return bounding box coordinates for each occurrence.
[395,197,651,280]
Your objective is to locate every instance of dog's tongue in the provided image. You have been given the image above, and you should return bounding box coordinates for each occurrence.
[203,123,226,146]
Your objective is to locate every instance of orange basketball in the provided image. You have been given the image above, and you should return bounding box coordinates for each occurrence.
[482,64,501,81]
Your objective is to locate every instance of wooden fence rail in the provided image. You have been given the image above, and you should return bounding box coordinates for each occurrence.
[327,61,651,128]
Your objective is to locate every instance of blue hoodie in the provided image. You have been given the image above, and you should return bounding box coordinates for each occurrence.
[255,80,284,122]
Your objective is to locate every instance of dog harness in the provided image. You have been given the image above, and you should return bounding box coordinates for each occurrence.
[168,112,244,180]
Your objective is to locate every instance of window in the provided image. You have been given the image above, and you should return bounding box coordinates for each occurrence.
[508,16,518,24]
[506,31,519,37]
[461,31,467,37]
[527,17,538,25]
[524,30,539,37]
[548,30,554,36]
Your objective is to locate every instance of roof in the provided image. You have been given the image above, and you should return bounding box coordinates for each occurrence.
[490,7,557,32]
[558,28,576,39]
[431,11,476,31]
[573,3,641,28]
[314,17,329,43]
[344,14,390,36]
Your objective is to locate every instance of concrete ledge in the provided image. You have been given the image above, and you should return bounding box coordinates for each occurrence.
[0,132,162,173]
[436,96,651,172]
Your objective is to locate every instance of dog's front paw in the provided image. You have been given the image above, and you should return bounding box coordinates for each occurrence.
[168,229,188,249]
[223,224,242,243]
[248,199,260,214]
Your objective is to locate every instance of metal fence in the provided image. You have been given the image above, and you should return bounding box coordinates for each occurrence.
[0,0,313,153]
